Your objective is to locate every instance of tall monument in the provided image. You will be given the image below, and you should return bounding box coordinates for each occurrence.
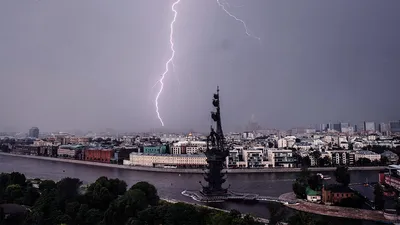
[200,86,230,196]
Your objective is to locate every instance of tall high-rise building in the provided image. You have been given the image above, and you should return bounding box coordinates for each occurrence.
[389,121,400,134]
[379,123,390,134]
[28,127,39,138]
[364,121,376,133]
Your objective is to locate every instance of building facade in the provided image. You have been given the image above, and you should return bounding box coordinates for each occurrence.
[57,145,84,159]
[171,141,206,155]
[143,145,167,154]
[84,148,114,163]
[329,151,355,166]
[267,149,296,168]
[124,153,207,168]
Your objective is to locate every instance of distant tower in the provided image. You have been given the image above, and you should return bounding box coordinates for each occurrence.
[28,127,39,138]
[200,87,230,196]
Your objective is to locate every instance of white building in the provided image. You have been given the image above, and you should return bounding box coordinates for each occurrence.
[242,149,267,168]
[354,150,381,162]
[267,149,296,168]
[277,138,288,148]
[171,140,207,155]
[124,153,207,168]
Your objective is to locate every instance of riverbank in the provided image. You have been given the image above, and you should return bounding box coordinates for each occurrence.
[0,152,386,174]
[161,198,270,224]
[278,192,390,222]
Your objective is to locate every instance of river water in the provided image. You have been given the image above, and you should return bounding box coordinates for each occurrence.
[0,155,379,218]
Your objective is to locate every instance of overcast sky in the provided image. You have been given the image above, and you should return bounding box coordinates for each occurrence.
[0,0,399,133]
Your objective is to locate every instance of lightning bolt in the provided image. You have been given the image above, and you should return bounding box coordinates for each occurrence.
[155,0,181,127]
[216,0,260,41]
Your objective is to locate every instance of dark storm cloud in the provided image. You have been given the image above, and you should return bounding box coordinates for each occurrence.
[0,0,399,132]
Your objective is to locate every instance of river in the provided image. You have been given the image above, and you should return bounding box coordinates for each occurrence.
[0,154,380,219]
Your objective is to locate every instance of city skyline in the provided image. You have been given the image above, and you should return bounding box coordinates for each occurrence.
[1,0,400,132]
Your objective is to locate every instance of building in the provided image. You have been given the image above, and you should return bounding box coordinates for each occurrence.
[379,165,400,191]
[84,148,114,163]
[389,121,400,134]
[322,184,355,204]
[57,145,84,159]
[124,153,207,168]
[306,187,321,202]
[329,150,355,166]
[226,149,240,168]
[113,146,139,164]
[267,149,296,168]
[242,149,265,168]
[12,145,39,155]
[28,127,39,138]
[381,151,399,164]
[171,140,206,155]
[364,122,376,133]
[379,123,390,134]
[143,145,167,154]
[354,150,381,162]
[65,137,90,145]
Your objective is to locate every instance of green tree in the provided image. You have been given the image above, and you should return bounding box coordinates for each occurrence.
[308,174,323,191]
[319,156,331,167]
[23,187,41,206]
[4,184,23,203]
[380,156,389,166]
[301,156,311,167]
[374,184,385,210]
[267,203,287,225]
[356,158,371,166]
[39,180,57,193]
[288,212,316,225]
[9,172,26,187]
[334,166,350,186]
[56,177,82,208]
[102,189,148,225]
[164,202,202,225]
[130,181,159,206]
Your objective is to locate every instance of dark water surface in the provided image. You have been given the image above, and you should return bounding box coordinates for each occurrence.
[0,155,379,218]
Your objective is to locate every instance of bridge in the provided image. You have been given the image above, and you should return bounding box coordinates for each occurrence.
[181,190,299,205]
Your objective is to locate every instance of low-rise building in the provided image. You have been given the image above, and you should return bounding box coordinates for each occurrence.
[322,184,355,204]
[267,149,296,168]
[226,149,240,168]
[329,150,355,166]
[306,187,321,202]
[354,150,381,162]
[124,153,207,168]
[379,165,400,191]
[242,149,265,168]
[171,141,206,154]
[143,145,167,154]
[381,151,399,164]
[57,145,84,159]
[84,148,114,163]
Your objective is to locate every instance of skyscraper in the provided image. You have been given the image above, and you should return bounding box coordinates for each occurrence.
[28,127,39,138]
[364,122,376,133]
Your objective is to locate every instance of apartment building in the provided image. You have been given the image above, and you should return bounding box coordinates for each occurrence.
[171,141,206,154]
[242,149,265,168]
[354,150,381,162]
[329,150,355,166]
[267,149,296,168]
[84,148,114,163]
[57,145,84,159]
[124,153,207,168]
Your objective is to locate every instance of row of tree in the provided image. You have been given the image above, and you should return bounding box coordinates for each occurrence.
[0,172,262,225]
